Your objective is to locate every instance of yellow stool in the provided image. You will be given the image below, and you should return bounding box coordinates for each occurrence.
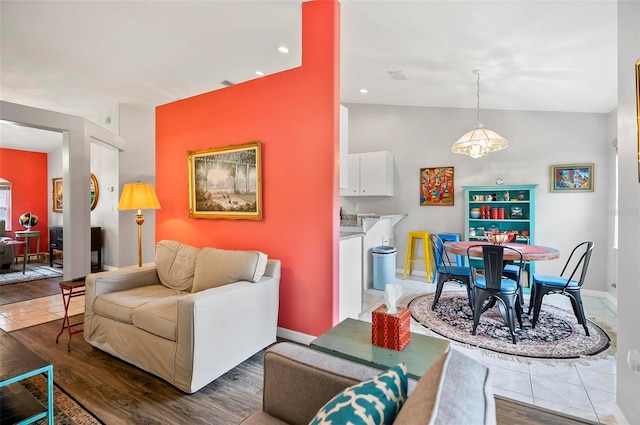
[403,231,435,282]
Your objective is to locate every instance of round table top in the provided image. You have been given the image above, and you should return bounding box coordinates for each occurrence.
[444,241,560,261]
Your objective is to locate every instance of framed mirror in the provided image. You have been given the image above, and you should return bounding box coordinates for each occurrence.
[90,173,99,211]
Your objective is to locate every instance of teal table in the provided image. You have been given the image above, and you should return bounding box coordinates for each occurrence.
[310,318,450,380]
[0,330,54,425]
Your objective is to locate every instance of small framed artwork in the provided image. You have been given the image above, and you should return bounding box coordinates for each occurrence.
[550,163,594,192]
[419,166,454,206]
[188,141,262,220]
[52,177,63,212]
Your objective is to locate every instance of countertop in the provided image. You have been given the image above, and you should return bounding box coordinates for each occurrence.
[339,213,407,235]
[340,232,364,241]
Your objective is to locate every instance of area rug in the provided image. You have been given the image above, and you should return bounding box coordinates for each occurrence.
[408,292,611,360]
[0,265,62,286]
[22,373,103,424]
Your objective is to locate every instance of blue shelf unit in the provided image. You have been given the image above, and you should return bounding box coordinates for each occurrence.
[462,184,538,291]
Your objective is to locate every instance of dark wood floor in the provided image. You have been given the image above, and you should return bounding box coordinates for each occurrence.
[0,275,62,305]
[9,319,598,425]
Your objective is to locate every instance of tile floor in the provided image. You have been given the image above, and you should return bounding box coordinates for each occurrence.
[359,275,618,424]
[0,293,85,332]
[0,276,617,423]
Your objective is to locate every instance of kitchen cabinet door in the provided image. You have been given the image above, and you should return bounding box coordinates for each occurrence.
[340,154,360,196]
[359,152,393,196]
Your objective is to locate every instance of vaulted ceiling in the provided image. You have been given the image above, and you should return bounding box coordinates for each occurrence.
[0,1,618,152]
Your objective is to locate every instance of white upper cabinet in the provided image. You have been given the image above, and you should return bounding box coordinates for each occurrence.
[339,105,349,189]
[340,151,394,196]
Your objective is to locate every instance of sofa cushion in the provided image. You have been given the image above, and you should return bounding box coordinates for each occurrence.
[393,349,495,425]
[191,248,268,293]
[131,295,182,341]
[309,363,408,425]
[155,240,201,291]
[94,285,184,324]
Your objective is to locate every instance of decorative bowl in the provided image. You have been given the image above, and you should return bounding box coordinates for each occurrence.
[484,231,514,245]
[470,208,481,219]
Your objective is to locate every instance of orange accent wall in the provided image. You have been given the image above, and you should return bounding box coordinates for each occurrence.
[0,148,49,253]
[156,0,340,337]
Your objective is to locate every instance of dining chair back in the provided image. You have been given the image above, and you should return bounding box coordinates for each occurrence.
[468,244,524,344]
[429,234,473,311]
[529,241,594,335]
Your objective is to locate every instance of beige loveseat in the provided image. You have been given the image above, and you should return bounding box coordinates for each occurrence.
[84,240,281,393]
[242,342,495,425]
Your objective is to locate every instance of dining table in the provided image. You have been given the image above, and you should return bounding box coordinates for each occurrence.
[443,240,560,313]
[443,240,560,262]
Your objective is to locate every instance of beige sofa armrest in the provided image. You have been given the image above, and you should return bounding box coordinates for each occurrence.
[85,265,161,303]
[84,265,161,333]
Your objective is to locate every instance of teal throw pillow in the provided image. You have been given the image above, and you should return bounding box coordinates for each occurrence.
[309,363,408,425]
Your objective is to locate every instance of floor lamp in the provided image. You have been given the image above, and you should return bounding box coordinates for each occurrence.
[117,181,161,267]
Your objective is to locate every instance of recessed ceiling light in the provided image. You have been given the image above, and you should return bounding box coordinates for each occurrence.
[278,46,289,53]
[255,70,264,76]
[359,89,368,94]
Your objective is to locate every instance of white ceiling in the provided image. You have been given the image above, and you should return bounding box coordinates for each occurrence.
[0,1,619,153]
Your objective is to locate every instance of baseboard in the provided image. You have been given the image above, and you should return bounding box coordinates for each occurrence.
[613,403,631,425]
[276,327,314,345]
[581,289,617,307]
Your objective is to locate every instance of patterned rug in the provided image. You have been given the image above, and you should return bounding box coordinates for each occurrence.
[0,265,62,286]
[23,373,103,424]
[408,292,611,360]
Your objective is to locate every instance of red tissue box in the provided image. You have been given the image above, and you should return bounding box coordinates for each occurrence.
[371,305,411,351]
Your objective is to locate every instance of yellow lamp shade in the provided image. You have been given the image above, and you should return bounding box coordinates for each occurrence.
[117,182,161,211]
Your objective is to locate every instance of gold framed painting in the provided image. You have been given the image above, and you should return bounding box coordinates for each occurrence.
[550,163,594,193]
[51,174,100,213]
[188,141,262,220]
[52,177,63,212]
[90,173,99,211]
[419,166,454,206]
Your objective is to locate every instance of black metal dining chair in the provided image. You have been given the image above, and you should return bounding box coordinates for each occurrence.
[469,244,523,344]
[529,241,594,336]
[429,234,473,312]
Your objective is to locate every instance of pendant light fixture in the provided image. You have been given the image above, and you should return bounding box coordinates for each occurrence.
[451,70,508,159]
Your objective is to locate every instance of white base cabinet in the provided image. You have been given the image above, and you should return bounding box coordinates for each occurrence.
[339,236,363,321]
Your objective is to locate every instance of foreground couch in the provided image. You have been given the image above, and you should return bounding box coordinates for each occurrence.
[242,342,495,425]
[84,240,280,393]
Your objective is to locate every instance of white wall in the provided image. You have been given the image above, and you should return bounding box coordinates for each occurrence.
[615,1,640,422]
[117,104,157,267]
[342,103,611,292]
[47,141,120,269]
[89,142,119,268]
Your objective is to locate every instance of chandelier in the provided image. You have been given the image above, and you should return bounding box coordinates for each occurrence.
[451,71,508,159]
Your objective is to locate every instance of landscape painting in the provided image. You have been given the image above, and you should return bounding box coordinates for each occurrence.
[188,141,262,220]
